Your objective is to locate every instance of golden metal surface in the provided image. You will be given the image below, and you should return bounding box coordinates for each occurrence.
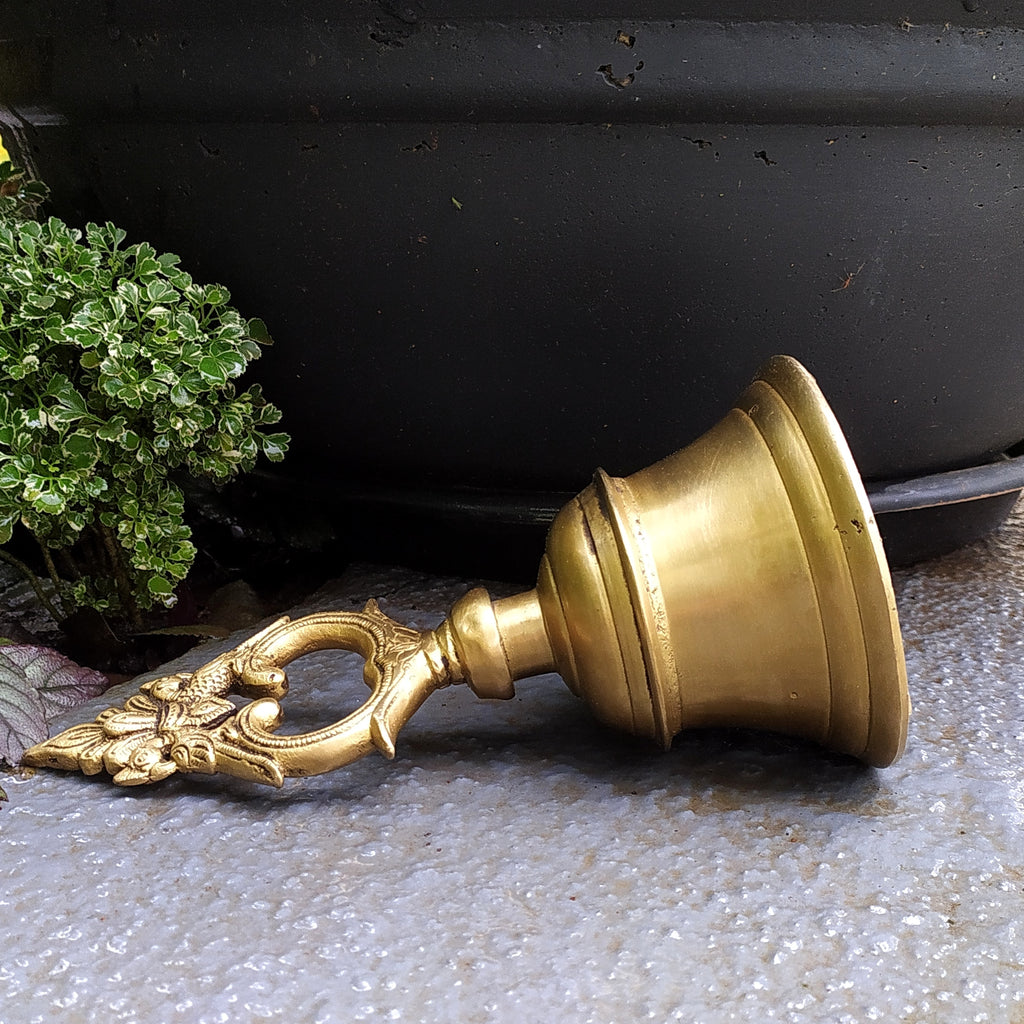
[23,356,909,786]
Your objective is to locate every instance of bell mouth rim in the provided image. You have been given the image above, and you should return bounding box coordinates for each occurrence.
[750,355,909,767]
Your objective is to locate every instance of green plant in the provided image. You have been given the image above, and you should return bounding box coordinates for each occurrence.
[0,160,49,222]
[0,167,288,628]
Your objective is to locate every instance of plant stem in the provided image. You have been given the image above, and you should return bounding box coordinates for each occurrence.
[0,547,65,626]
[35,540,72,619]
[99,523,142,631]
[55,546,82,580]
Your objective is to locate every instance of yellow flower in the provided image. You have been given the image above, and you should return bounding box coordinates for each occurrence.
[0,133,9,164]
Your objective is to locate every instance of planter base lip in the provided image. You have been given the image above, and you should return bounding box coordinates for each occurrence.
[864,453,1024,515]
[293,452,1024,521]
[255,453,1024,570]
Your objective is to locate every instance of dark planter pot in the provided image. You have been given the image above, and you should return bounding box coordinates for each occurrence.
[3,2,1023,569]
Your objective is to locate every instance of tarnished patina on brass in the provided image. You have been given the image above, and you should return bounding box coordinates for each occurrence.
[23,356,909,787]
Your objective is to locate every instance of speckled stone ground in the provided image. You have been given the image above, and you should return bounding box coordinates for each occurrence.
[3,509,1024,1024]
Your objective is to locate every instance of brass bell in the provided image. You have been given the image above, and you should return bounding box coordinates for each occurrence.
[25,355,909,787]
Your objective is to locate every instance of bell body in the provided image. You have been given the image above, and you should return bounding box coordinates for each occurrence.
[450,356,908,767]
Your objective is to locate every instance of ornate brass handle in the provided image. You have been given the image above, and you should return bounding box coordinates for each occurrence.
[23,601,463,786]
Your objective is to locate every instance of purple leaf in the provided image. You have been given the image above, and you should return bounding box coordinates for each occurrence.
[0,673,47,767]
[0,646,108,765]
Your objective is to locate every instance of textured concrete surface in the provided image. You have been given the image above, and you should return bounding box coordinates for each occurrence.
[4,511,1024,1024]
